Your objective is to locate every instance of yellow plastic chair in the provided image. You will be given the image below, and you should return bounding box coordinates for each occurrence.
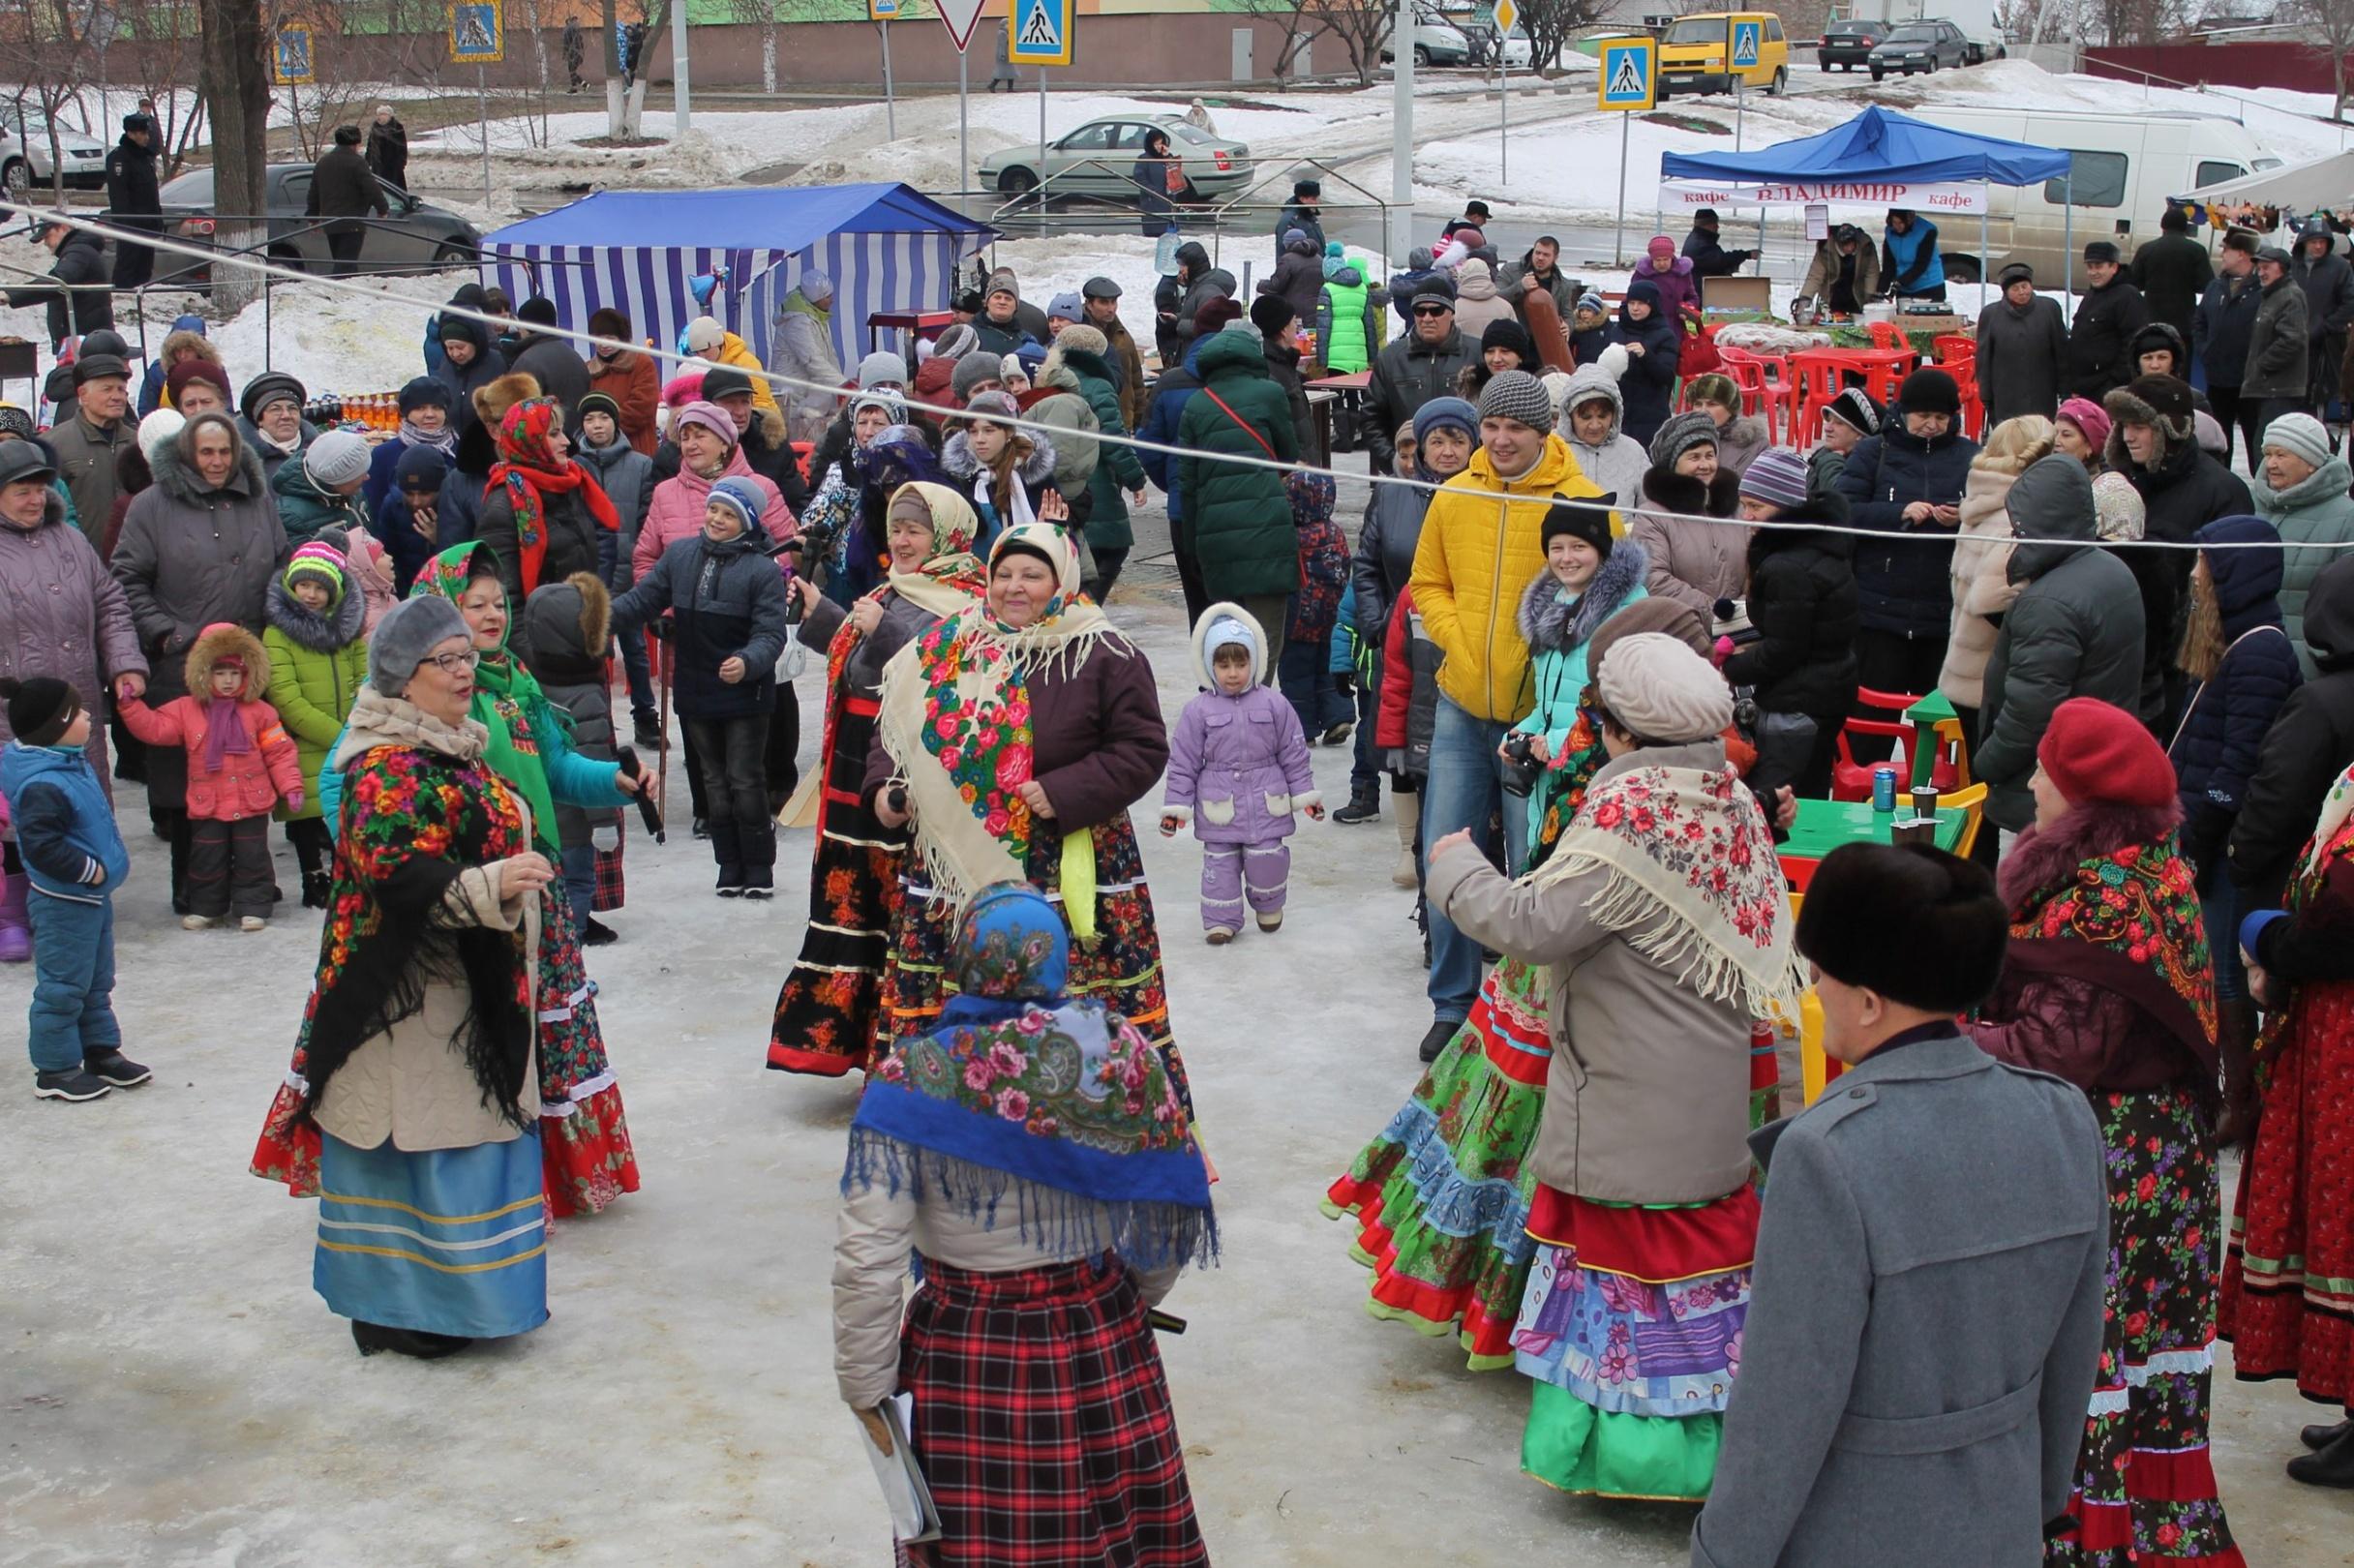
[1939,780,1989,859]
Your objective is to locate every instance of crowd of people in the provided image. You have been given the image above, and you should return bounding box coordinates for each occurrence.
[7,182,2354,1568]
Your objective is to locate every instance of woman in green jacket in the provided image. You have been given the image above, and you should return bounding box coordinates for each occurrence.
[1177,330,1300,673]
[262,543,370,907]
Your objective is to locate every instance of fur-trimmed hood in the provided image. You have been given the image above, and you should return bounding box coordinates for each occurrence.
[151,428,266,504]
[940,428,1060,488]
[518,571,612,688]
[264,563,367,653]
[2100,381,2195,472]
[1997,798,2184,912]
[1191,598,1268,688]
[159,327,220,372]
[1517,540,1649,656]
[183,621,269,699]
[1640,463,1742,519]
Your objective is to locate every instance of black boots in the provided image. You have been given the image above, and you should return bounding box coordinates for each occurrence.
[352,1319,471,1359]
[709,821,745,896]
[301,870,332,910]
[1333,781,1380,825]
[84,1050,152,1087]
[1418,1018,1459,1064]
[2288,1422,2354,1488]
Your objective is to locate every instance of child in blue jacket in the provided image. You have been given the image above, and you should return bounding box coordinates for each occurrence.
[0,678,148,1102]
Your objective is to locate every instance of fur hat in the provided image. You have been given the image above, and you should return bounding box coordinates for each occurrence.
[368,594,470,698]
[2038,696,2176,810]
[1737,447,1811,512]
[587,306,633,340]
[1193,295,1244,336]
[470,372,541,432]
[2104,374,2195,442]
[951,353,1003,402]
[2083,239,2122,264]
[166,358,230,406]
[1052,323,1108,358]
[1794,843,2008,1011]
[1649,409,1718,468]
[1596,632,1732,744]
[185,621,268,698]
[1477,370,1553,432]
[393,376,447,416]
[0,675,79,747]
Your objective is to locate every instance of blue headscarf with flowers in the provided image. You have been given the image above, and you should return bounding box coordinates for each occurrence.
[842,883,1215,1270]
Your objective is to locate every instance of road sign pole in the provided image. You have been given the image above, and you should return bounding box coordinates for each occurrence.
[1039,68,1046,166]
[958,50,969,196]
[672,0,690,137]
[1735,77,1744,151]
[478,66,492,207]
[1615,109,1628,267]
[881,19,896,141]
[1391,0,1414,208]
[1499,51,1508,186]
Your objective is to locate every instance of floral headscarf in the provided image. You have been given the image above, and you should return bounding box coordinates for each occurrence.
[884,480,987,616]
[409,541,562,852]
[490,398,619,598]
[843,883,1215,1271]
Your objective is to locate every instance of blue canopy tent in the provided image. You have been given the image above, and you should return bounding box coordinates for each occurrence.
[478,184,993,381]
[1660,106,2073,308]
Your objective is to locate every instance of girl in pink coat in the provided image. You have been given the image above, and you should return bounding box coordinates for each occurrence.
[635,401,793,582]
[117,623,302,932]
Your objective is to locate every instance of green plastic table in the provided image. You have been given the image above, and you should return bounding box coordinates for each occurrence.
[1779,799,1967,863]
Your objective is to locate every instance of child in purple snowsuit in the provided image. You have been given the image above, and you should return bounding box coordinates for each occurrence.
[1160,602,1323,943]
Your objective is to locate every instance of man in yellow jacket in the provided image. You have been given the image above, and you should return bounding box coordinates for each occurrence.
[1406,369,1608,1062]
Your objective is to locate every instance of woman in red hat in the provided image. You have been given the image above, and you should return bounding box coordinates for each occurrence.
[1970,696,2243,1567]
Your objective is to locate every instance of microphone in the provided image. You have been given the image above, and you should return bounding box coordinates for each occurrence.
[617,746,664,843]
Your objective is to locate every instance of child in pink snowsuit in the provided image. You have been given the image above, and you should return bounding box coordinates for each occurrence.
[1160,602,1322,943]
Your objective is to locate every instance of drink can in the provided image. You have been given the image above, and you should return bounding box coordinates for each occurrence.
[1871,764,1898,813]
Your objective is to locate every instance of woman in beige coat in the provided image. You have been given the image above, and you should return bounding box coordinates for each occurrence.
[1940,416,2054,749]
[251,594,555,1361]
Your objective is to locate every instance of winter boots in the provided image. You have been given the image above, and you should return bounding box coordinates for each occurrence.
[1391,792,1422,890]
[1333,781,1379,826]
[2215,994,2260,1147]
[0,870,29,962]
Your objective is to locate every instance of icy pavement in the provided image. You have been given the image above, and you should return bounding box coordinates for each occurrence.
[2,516,2341,1563]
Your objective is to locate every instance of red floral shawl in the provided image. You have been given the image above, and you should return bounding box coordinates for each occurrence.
[491,399,620,597]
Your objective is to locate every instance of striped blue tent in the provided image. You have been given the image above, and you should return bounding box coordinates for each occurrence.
[478,184,992,376]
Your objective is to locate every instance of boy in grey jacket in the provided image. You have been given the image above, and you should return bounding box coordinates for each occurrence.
[1693,843,2108,1568]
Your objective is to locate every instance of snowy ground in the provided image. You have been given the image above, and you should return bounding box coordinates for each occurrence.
[3,480,2346,1565]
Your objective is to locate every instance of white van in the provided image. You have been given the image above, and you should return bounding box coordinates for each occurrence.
[1915,106,2278,281]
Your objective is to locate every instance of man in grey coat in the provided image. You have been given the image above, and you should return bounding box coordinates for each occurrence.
[1975,455,2145,833]
[1975,262,2067,425]
[1693,842,2108,1568]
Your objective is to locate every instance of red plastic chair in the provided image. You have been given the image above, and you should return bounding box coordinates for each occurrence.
[1709,346,1777,440]
[1866,320,1906,350]
[1946,354,1986,439]
[792,439,814,484]
[1933,333,1976,366]
[1829,687,1963,801]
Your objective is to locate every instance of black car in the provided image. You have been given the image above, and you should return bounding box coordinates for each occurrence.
[151,163,484,286]
[1818,19,1885,71]
[1868,20,1971,76]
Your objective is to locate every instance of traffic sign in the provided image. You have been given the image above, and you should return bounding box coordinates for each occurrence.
[1492,0,1518,37]
[867,0,900,18]
[450,0,503,65]
[1009,0,1072,66]
[1597,37,1655,111]
[273,26,314,85]
[1730,17,1762,69]
[936,0,988,51]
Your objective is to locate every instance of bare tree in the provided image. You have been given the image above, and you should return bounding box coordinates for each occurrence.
[2303,0,2354,121]
[602,0,662,138]
[1302,0,1391,86]
[729,0,781,93]
[114,0,209,177]
[1516,0,1610,71]
[198,0,270,311]
[0,0,100,203]
[265,1,373,160]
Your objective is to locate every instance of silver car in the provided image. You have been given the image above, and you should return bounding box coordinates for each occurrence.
[0,116,109,196]
[978,115,1252,200]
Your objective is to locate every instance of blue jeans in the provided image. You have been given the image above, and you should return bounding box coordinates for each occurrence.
[1423,695,1527,1022]
[2202,880,2244,1001]
[560,843,595,932]
[27,890,119,1072]
[619,625,656,727]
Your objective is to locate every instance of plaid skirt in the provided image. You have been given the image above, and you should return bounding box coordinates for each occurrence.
[591,821,625,913]
[898,1254,1208,1568]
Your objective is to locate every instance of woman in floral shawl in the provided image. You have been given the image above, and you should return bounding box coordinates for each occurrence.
[832,882,1216,1566]
[866,522,1180,1091]
[1324,598,1716,1372]
[1427,631,1804,1504]
[258,543,644,1219]
[768,482,988,1078]
[2223,758,2354,1489]
[1970,696,2240,1567]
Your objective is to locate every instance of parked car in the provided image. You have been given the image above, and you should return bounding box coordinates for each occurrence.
[1380,7,1475,67]
[1867,20,1971,76]
[1658,11,1792,99]
[977,116,1252,200]
[150,163,484,286]
[0,116,108,196]
[1817,18,1886,70]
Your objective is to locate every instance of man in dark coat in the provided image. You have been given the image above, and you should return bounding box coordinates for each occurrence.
[365,104,408,192]
[1831,368,1979,702]
[2194,229,2263,465]
[305,124,387,277]
[1975,455,2146,832]
[2066,241,2149,403]
[7,218,114,349]
[562,16,586,91]
[102,114,161,291]
[2293,217,2354,417]
[506,297,591,420]
[1276,179,1324,261]
[1975,261,2066,425]
[1695,841,2107,1568]
[2103,373,2252,727]
[1361,286,1475,474]
[2130,205,2214,347]
[2242,245,2311,446]
[1680,207,1754,279]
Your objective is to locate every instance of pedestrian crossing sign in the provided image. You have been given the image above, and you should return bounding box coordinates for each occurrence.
[273,26,315,86]
[868,0,901,17]
[1730,18,1762,68]
[1598,37,1655,111]
[1009,0,1074,66]
[449,0,503,65]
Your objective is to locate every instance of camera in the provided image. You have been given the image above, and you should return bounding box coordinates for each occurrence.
[1499,731,1544,799]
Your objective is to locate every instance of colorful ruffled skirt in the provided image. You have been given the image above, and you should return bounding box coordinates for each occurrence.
[1322,957,1550,1371]
[2222,981,2354,1416]
[1510,1183,1759,1502]
[2051,1085,2242,1567]
[255,888,641,1221]
[768,685,906,1077]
